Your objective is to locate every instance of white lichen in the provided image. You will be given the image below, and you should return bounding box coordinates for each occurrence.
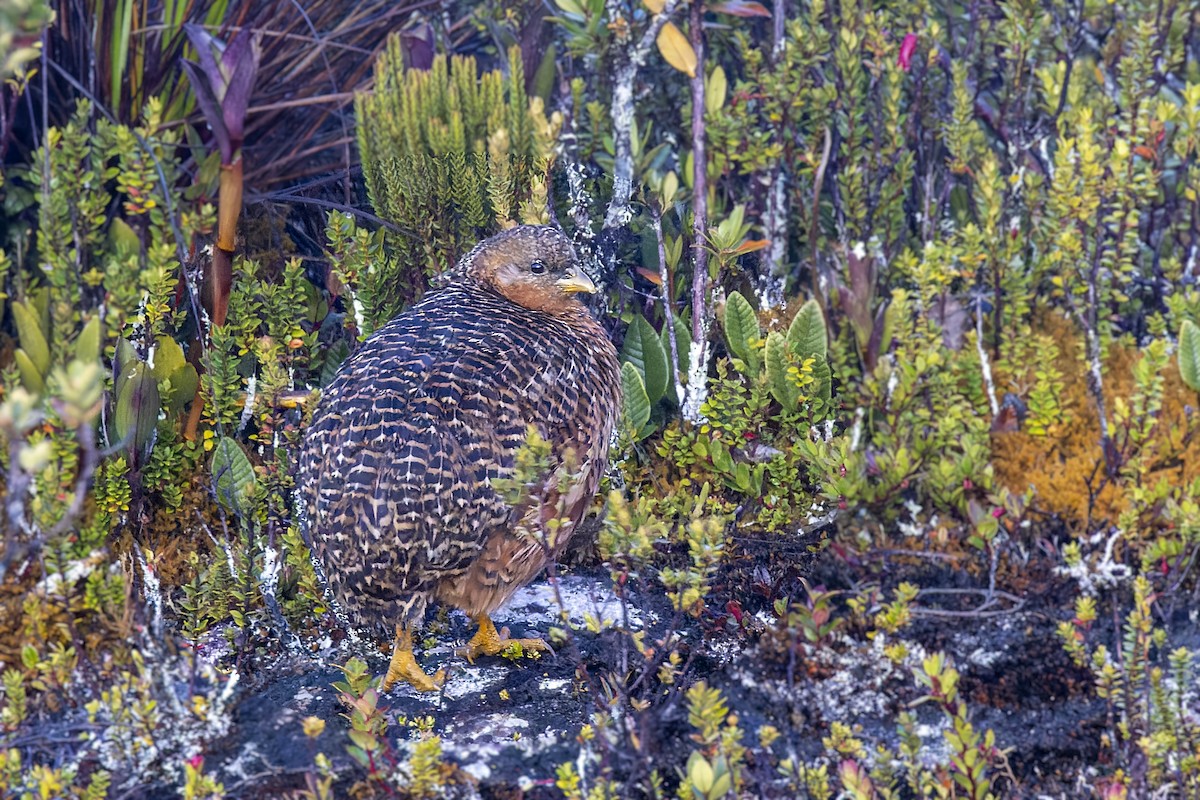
[682,338,710,423]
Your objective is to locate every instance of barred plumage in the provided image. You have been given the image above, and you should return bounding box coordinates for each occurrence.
[298,226,621,691]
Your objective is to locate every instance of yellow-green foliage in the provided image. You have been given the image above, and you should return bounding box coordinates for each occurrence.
[1057,576,1200,794]
[351,43,563,326]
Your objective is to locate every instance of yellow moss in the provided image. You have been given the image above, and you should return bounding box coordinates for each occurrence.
[992,314,1200,534]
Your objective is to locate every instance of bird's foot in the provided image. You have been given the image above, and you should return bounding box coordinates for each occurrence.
[457,614,554,664]
[382,625,446,693]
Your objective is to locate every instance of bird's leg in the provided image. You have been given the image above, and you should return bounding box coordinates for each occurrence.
[457,614,554,664]
[381,624,446,693]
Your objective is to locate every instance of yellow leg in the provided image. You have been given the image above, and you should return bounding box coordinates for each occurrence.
[381,625,446,693]
[456,614,554,664]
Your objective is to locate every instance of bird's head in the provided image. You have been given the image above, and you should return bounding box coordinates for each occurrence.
[460,226,597,314]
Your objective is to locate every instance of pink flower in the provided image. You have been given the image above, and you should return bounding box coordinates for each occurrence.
[187,755,204,770]
[898,33,918,72]
[991,507,1006,519]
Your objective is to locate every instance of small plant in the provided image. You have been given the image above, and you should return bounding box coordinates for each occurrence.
[680,681,745,800]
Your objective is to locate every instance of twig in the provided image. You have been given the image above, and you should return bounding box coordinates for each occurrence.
[651,206,686,407]
[911,587,1025,618]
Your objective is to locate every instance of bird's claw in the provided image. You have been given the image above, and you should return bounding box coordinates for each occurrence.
[457,623,555,664]
[381,660,446,693]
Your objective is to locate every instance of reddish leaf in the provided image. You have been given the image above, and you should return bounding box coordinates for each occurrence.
[710,0,772,17]
[635,267,664,285]
[990,405,1020,434]
[728,239,769,255]
[898,33,918,72]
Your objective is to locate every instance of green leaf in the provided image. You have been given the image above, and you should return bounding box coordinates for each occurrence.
[622,314,669,404]
[114,339,137,393]
[165,365,200,414]
[705,65,727,116]
[115,363,160,457]
[151,336,187,383]
[1181,320,1200,391]
[722,291,759,370]
[74,316,102,364]
[532,43,557,103]
[211,436,257,512]
[709,439,733,474]
[765,331,800,410]
[11,302,49,375]
[662,317,692,374]
[14,350,44,395]
[620,362,652,438]
[108,218,141,259]
[788,299,827,359]
[661,317,692,405]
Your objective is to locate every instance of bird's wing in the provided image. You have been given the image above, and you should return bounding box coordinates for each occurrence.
[301,318,518,597]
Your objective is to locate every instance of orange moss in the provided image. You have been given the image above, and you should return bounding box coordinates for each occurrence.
[992,314,1200,533]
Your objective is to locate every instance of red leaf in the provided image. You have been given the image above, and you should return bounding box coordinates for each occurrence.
[898,33,918,72]
[710,1,772,17]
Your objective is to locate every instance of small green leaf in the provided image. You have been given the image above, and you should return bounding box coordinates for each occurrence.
[151,336,187,383]
[765,331,800,409]
[661,316,692,374]
[710,440,734,473]
[620,362,652,438]
[114,339,137,396]
[14,350,44,395]
[622,314,669,404]
[661,317,692,405]
[108,217,141,259]
[687,752,715,794]
[532,43,557,102]
[705,65,727,116]
[787,299,827,360]
[11,302,49,375]
[1181,320,1200,391]
[722,291,759,370]
[165,365,200,414]
[211,436,257,512]
[74,316,102,363]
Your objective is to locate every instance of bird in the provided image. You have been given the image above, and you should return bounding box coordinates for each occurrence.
[298,225,621,692]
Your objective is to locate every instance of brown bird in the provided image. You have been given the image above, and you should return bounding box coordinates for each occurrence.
[298,225,621,692]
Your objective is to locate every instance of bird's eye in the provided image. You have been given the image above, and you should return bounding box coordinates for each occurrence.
[530,260,546,274]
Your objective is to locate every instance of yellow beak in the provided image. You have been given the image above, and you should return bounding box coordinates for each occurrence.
[556,267,598,294]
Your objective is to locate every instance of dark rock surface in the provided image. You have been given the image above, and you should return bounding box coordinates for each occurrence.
[197,566,1104,798]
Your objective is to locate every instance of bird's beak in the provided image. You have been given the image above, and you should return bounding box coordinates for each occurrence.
[556,266,598,294]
